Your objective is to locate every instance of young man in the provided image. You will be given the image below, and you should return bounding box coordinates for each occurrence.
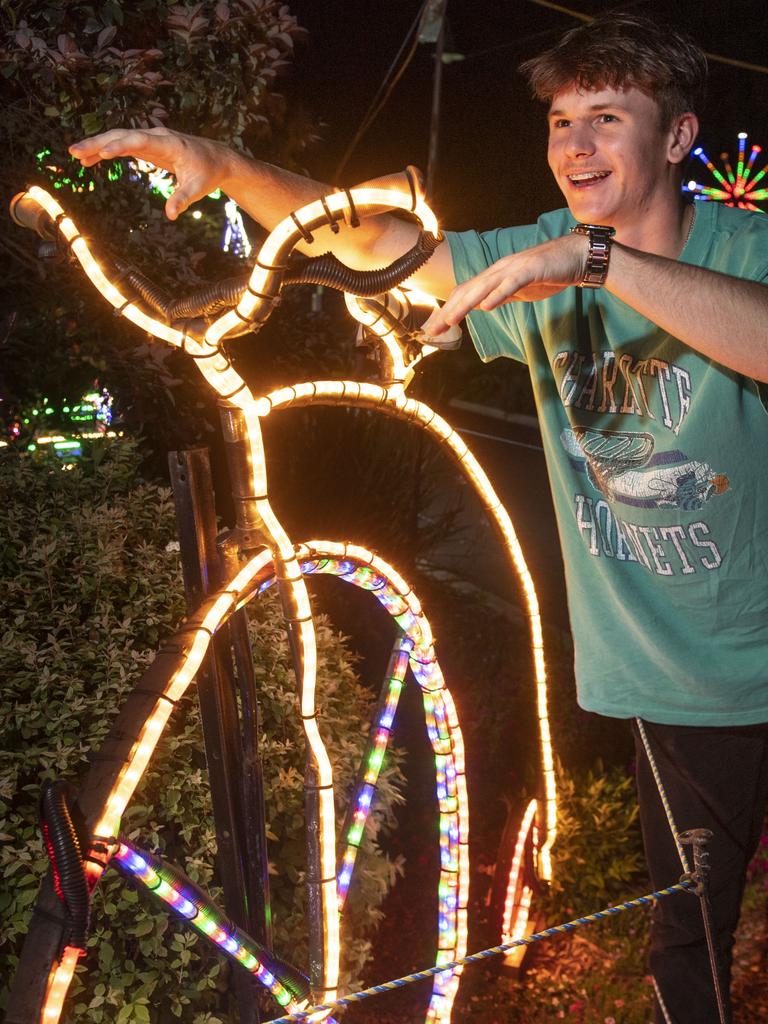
[70,13,768,1022]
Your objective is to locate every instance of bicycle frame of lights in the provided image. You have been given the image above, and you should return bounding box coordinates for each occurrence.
[18,176,556,1024]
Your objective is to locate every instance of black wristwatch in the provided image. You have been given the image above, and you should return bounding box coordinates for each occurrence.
[570,223,616,289]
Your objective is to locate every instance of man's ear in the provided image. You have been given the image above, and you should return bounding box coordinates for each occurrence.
[668,111,699,165]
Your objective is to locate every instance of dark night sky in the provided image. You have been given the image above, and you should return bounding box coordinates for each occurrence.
[284,0,768,232]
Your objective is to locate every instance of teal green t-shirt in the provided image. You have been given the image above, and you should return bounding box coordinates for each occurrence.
[447,201,768,726]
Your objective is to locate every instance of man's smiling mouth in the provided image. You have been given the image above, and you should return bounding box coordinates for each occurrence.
[567,170,612,188]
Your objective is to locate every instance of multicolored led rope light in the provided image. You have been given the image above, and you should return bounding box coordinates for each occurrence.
[259,542,470,1022]
[112,842,309,1013]
[336,638,411,910]
[685,132,768,211]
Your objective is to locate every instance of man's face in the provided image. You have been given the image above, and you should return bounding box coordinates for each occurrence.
[547,84,674,227]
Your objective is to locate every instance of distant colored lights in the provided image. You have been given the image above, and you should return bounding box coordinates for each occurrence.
[685,132,768,211]
[130,161,252,257]
[1,387,118,458]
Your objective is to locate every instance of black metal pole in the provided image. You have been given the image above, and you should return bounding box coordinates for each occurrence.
[678,828,731,1024]
[426,9,446,201]
[169,447,260,1023]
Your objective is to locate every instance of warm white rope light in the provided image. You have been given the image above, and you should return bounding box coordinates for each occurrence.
[501,798,538,968]
[260,381,557,876]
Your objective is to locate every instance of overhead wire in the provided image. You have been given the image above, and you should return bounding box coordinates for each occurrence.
[526,0,768,75]
[334,1,429,182]
[453,26,561,63]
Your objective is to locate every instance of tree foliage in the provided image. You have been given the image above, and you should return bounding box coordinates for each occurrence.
[1,1,306,148]
[0,1,316,464]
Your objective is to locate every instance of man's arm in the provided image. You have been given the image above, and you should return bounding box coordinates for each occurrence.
[422,232,768,383]
[68,127,457,299]
[606,244,768,382]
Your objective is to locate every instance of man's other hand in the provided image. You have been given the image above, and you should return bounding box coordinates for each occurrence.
[422,233,588,336]
[69,127,233,221]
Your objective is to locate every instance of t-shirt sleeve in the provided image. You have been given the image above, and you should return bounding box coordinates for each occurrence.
[743,224,768,283]
[708,207,768,284]
[445,228,531,364]
[703,206,768,407]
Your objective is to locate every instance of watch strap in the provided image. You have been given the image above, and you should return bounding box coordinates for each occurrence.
[570,223,616,289]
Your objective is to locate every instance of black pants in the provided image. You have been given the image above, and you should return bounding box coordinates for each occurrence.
[632,719,768,1024]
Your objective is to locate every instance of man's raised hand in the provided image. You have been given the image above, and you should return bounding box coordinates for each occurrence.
[68,127,233,221]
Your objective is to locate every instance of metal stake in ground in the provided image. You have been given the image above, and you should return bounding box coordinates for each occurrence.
[678,828,731,1024]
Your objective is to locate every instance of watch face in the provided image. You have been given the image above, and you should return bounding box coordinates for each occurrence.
[572,223,615,236]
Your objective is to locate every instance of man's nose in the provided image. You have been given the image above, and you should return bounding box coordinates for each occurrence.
[564,125,596,160]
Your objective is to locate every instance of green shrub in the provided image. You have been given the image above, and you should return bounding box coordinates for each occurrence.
[0,441,404,1022]
[545,760,646,920]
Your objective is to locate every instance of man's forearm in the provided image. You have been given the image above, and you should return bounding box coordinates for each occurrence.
[219,149,419,270]
[219,150,333,230]
[606,243,768,382]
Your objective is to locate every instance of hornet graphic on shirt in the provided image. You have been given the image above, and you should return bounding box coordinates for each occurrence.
[560,426,729,511]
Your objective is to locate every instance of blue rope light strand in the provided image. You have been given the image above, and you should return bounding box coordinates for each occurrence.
[263,881,694,1024]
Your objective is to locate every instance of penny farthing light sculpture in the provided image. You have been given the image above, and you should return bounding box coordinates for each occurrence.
[684,131,768,211]
[8,170,556,1024]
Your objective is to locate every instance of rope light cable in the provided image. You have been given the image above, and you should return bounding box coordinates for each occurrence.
[260,881,695,1024]
[113,841,313,1014]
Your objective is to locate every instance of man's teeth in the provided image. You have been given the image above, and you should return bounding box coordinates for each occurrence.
[569,171,610,182]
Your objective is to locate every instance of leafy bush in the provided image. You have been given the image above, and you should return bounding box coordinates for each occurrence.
[545,760,646,920]
[0,441,404,1022]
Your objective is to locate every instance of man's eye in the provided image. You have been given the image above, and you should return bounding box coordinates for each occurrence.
[552,119,570,129]
[598,114,618,123]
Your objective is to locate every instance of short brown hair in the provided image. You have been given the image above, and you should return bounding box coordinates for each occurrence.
[519,12,707,126]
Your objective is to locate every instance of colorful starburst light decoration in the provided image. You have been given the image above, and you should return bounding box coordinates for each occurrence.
[684,132,768,211]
